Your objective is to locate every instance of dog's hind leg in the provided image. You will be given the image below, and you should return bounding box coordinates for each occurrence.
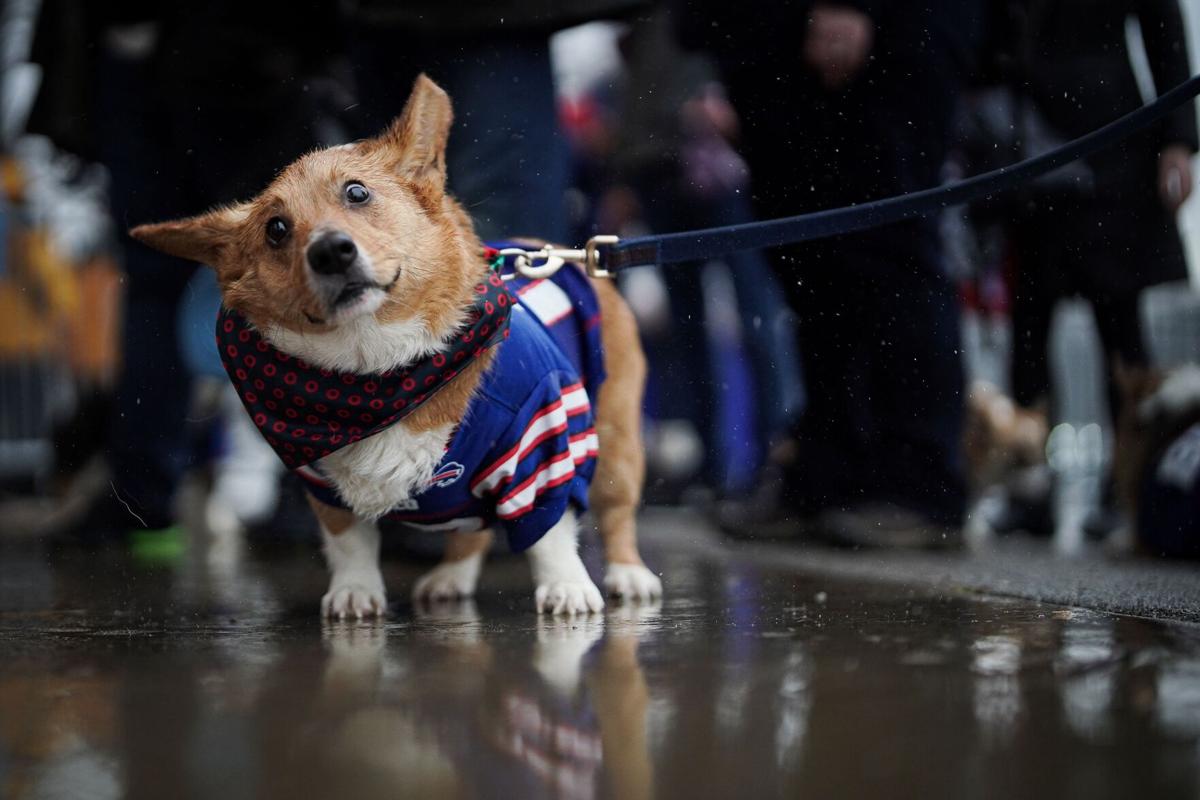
[308,495,387,619]
[413,528,493,602]
[591,279,662,601]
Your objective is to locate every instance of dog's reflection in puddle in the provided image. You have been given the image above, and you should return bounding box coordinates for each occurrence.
[298,621,460,798]
[305,602,658,799]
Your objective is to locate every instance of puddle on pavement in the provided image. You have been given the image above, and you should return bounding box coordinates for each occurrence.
[1,539,1198,799]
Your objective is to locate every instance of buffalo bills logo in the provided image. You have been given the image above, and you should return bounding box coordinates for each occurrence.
[429,462,466,488]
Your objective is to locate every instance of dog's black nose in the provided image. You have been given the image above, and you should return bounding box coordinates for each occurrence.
[307,232,358,275]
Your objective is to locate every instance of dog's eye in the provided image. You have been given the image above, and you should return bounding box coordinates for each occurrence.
[265,217,289,246]
[345,182,370,204]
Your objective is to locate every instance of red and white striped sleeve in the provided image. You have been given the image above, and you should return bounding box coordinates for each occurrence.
[471,376,599,550]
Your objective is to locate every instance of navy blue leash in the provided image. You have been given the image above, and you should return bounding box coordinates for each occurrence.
[602,74,1200,272]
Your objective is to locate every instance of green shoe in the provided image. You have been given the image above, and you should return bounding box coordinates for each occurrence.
[128,525,188,565]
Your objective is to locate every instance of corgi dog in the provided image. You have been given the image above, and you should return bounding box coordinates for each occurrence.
[963,381,1048,492]
[962,381,1050,538]
[131,75,661,617]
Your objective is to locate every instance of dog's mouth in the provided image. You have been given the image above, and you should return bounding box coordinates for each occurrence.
[334,268,401,306]
[305,267,402,325]
[333,281,374,308]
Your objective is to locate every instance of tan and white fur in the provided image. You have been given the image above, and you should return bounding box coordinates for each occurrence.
[962,380,1050,540]
[131,76,661,617]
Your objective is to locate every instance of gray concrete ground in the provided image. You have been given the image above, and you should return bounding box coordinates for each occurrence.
[1,507,1199,799]
[644,508,1200,625]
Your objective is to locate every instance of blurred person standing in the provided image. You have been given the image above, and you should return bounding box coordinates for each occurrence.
[341,0,645,244]
[980,0,1196,429]
[681,1,982,545]
[28,0,339,544]
[601,10,805,494]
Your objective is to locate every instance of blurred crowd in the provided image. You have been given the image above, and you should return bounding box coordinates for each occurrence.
[1,0,1198,558]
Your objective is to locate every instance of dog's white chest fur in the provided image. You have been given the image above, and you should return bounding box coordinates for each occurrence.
[316,421,454,519]
[260,316,458,519]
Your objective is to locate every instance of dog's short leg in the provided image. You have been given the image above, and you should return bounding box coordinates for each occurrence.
[591,279,663,602]
[309,495,386,619]
[412,528,493,602]
[526,510,604,615]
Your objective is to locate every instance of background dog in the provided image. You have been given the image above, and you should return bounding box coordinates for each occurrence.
[963,380,1050,539]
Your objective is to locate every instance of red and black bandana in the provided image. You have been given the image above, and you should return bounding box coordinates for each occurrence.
[217,270,513,469]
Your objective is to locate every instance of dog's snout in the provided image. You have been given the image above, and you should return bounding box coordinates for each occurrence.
[307,232,358,275]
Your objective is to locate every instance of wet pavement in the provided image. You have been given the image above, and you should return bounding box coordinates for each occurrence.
[2,510,1200,799]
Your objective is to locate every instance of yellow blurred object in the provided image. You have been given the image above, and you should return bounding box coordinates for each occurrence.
[0,225,80,358]
[67,256,123,383]
[0,154,122,386]
[2,157,26,203]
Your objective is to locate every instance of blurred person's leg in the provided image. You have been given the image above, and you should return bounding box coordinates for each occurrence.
[782,240,870,518]
[83,51,200,536]
[716,236,867,537]
[868,240,967,526]
[778,231,966,543]
[106,244,198,529]
[634,180,805,493]
[350,30,569,242]
[716,193,804,440]
[1081,194,1187,423]
[1090,291,1148,423]
[1079,289,1147,536]
[632,166,720,490]
[1009,228,1059,411]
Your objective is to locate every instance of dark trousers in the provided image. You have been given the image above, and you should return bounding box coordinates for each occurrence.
[780,230,967,524]
[633,165,804,484]
[1011,277,1145,422]
[97,55,199,525]
[349,30,570,243]
[96,50,318,524]
[1009,208,1158,423]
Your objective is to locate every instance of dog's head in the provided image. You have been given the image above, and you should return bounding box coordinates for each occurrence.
[131,75,480,337]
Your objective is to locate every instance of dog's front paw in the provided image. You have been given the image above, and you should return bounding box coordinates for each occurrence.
[413,557,482,603]
[535,579,605,616]
[322,575,387,619]
[603,562,663,601]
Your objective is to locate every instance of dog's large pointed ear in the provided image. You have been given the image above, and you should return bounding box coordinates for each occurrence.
[129,203,250,267]
[377,74,453,192]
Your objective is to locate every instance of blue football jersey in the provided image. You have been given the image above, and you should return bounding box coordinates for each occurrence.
[299,264,605,552]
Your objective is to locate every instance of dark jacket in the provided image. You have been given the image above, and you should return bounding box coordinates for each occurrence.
[677,0,983,225]
[981,0,1197,295]
[982,0,1198,191]
[28,0,338,201]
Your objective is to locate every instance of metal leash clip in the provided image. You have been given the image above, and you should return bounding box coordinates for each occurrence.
[498,235,620,281]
